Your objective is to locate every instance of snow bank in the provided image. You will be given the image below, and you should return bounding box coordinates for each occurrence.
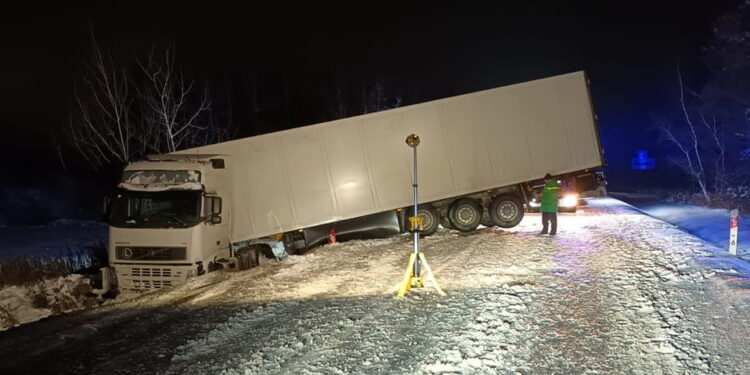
[613,193,749,259]
[638,204,749,257]
[0,274,99,332]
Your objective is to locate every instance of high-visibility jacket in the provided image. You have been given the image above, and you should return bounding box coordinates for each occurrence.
[541,179,560,213]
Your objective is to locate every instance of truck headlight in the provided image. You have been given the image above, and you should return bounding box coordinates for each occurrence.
[560,193,578,208]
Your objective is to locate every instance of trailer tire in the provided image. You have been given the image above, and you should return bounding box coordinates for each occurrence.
[489,194,524,228]
[411,204,439,236]
[448,198,482,232]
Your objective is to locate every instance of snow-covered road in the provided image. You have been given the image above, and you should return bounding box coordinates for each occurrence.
[0,198,748,374]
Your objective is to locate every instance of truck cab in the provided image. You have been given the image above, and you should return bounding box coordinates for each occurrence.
[107,155,230,290]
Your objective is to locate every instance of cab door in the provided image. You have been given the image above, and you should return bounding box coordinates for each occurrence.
[201,195,230,266]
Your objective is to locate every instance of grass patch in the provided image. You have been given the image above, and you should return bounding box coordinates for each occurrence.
[0,258,69,288]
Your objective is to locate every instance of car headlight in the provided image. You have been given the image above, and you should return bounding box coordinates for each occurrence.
[560,194,578,207]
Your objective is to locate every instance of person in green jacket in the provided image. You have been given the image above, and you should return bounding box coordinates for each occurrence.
[540,173,560,235]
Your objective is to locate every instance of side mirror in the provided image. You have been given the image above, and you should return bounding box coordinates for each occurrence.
[204,196,223,224]
[210,214,222,224]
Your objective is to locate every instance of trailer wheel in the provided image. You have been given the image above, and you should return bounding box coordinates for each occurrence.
[489,194,524,228]
[448,198,482,232]
[410,204,439,236]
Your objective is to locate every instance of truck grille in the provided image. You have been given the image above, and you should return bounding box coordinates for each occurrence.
[120,266,185,290]
[131,267,173,277]
[130,279,174,289]
[116,246,186,261]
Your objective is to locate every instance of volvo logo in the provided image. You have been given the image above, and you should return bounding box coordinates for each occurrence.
[122,247,133,259]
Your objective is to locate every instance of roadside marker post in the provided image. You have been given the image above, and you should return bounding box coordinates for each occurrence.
[729,209,739,256]
[397,134,445,297]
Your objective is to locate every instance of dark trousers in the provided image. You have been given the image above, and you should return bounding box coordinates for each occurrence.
[541,212,557,235]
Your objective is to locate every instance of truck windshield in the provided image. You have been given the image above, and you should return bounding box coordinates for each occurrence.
[110,190,202,228]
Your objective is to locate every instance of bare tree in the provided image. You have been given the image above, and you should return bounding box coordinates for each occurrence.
[243,73,273,133]
[68,39,225,169]
[657,1,750,193]
[362,77,402,114]
[68,38,140,168]
[701,1,750,183]
[701,114,727,192]
[330,78,347,119]
[658,67,710,201]
[138,48,211,153]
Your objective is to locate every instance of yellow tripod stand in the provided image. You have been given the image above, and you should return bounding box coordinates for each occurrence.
[396,215,446,297]
[397,252,446,296]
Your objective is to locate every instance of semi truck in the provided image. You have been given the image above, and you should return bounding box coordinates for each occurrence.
[106,71,605,290]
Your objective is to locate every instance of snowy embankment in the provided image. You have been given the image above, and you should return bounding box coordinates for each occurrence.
[0,275,100,331]
[614,193,748,257]
[0,219,108,331]
[0,198,748,375]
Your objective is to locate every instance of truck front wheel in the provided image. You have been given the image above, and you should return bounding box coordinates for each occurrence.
[489,194,524,228]
[448,198,482,232]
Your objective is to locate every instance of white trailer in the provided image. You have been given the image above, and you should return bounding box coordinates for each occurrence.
[106,71,604,290]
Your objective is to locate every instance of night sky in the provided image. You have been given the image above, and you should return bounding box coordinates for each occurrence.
[0,1,741,218]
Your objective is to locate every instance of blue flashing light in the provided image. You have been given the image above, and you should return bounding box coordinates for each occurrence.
[631,149,655,170]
